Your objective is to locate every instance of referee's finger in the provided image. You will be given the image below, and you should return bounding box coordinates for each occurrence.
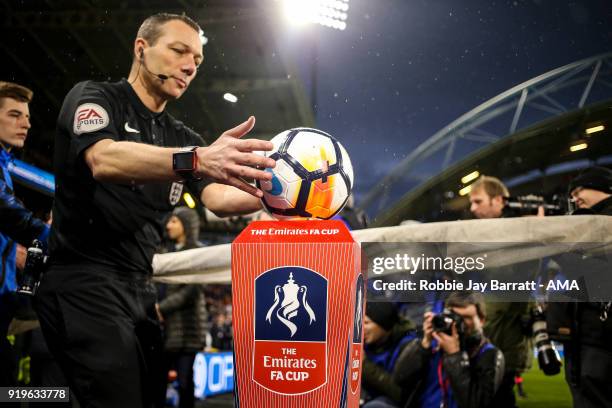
[223,116,255,139]
[237,152,275,169]
[229,165,272,182]
[227,175,263,198]
[236,138,274,153]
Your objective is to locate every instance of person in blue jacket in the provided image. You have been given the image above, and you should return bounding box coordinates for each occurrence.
[362,302,416,407]
[0,81,50,386]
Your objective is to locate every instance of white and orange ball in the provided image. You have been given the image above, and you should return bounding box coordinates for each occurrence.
[256,128,354,220]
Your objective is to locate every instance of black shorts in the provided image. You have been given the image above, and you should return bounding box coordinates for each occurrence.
[35,263,163,408]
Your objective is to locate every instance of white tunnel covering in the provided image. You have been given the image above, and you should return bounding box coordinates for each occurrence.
[152,215,612,284]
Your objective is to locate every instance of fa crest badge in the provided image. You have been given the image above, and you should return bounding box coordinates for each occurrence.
[254,266,328,394]
[169,182,184,206]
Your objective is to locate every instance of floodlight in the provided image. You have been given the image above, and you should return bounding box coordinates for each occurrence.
[461,171,480,185]
[282,0,350,31]
[459,185,473,196]
[585,125,604,135]
[569,142,588,152]
[223,93,238,103]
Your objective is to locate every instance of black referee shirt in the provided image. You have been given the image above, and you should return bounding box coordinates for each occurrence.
[49,79,209,273]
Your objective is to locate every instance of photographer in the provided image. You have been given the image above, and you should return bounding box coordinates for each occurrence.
[547,166,612,408]
[567,166,611,215]
[393,292,504,408]
[468,176,509,219]
[468,176,534,407]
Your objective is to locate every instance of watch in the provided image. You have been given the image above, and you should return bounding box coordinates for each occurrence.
[173,146,202,181]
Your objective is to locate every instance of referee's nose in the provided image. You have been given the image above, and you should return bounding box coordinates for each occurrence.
[182,61,196,78]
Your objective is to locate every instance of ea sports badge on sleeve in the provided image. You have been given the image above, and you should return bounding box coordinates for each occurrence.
[232,220,362,407]
[73,103,109,135]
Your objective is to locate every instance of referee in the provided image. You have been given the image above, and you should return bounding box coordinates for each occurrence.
[35,13,275,408]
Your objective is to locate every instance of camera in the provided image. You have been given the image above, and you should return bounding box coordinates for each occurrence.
[17,240,46,296]
[432,309,464,336]
[531,305,562,375]
[505,194,569,216]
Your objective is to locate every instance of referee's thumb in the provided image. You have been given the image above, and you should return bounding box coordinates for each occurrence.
[224,116,255,139]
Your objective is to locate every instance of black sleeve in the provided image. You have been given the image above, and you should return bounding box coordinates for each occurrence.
[158,284,200,316]
[59,81,121,159]
[392,339,430,393]
[443,347,505,408]
[362,354,405,403]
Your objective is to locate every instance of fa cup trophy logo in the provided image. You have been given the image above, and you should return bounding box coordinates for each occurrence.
[265,272,316,337]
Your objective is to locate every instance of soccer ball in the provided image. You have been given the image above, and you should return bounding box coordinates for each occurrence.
[256,127,354,220]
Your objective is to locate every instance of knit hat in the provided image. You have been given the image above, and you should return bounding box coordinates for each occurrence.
[365,302,398,331]
[172,206,201,249]
[568,166,612,194]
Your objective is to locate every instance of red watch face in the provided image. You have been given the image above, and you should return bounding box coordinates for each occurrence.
[173,151,196,172]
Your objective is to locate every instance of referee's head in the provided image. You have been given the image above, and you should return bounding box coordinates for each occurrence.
[129,13,204,101]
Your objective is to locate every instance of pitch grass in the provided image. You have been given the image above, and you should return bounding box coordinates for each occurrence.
[517,364,572,408]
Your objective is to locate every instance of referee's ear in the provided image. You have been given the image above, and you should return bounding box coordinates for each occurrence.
[132,38,147,62]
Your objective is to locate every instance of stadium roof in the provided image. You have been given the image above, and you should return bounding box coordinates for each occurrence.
[373,98,612,226]
[364,52,612,226]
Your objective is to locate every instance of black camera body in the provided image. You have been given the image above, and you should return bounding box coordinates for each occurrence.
[432,309,465,336]
[505,194,569,216]
[17,240,46,296]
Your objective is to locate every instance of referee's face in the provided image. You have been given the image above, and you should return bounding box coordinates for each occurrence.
[148,20,204,100]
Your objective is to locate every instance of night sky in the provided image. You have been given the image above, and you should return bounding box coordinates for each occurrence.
[276,0,611,206]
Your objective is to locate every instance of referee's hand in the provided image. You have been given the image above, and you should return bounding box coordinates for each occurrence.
[195,116,276,197]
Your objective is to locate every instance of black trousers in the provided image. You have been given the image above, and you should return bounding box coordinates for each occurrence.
[165,351,197,408]
[35,264,164,408]
[30,326,79,408]
[565,344,612,408]
[490,370,517,408]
